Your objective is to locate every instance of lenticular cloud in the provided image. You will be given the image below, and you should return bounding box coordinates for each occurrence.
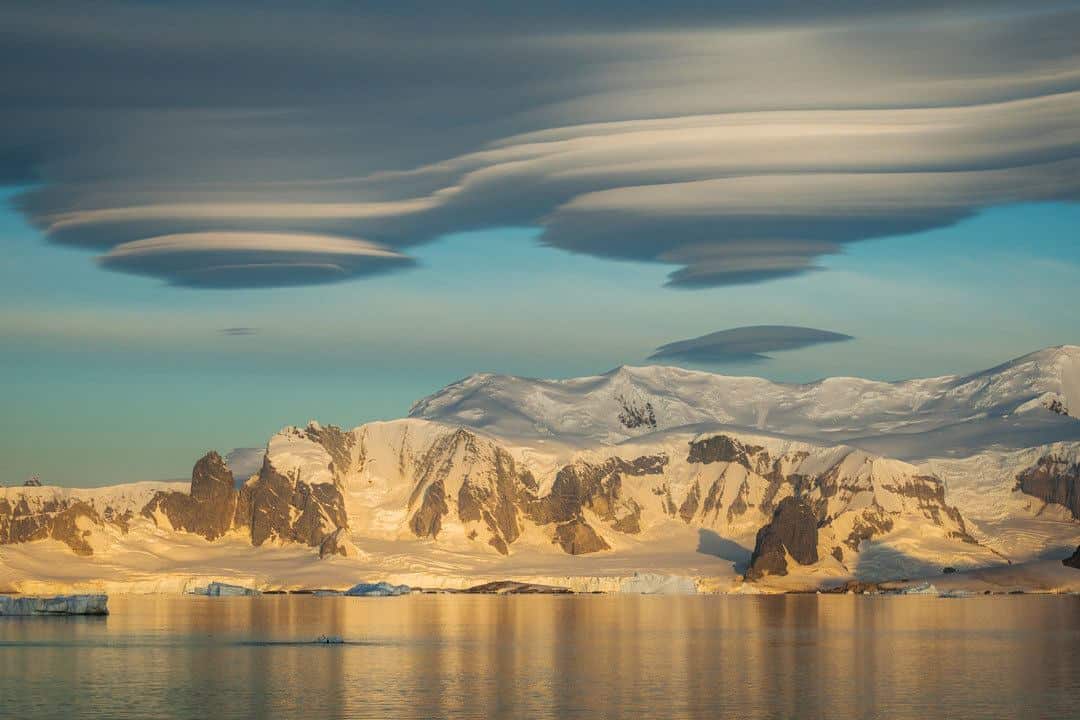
[2,2,1078,288]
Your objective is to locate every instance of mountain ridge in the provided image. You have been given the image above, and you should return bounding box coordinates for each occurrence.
[2,345,1079,594]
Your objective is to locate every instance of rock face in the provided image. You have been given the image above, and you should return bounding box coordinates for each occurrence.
[521,455,665,545]
[745,496,820,580]
[0,594,108,615]
[1064,546,1080,569]
[0,496,110,556]
[236,455,347,548]
[1016,454,1080,519]
[463,581,572,594]
[142,451,238,540]
[400,425,659,555]
[143,424,351,553]
[553,518,610,554]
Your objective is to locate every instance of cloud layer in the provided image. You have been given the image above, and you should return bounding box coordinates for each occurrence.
[2,2,1078,288]
[97,232,413,288]
[650,326,854,363]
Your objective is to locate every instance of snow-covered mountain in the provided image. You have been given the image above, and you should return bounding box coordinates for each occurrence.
[2,346,1079,593]
[410,345,1080,458]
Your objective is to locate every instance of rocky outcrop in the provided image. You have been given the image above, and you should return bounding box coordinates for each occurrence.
[1017,455,1080,519]
[318,528,356,558]
[617,394,657,429]
[401,426,664,555]
[304,421,357,481]
[553,518,610,554]
[1064,546,1080,569]
[525,456,663,532]
[463,581,572,594]
[745,496,819,580]
[0,496,106,556]
[236,454,348,549]
[142,443,349,554]
[688,435,762,468]
[410,479,449,538]
[142,451,238,541]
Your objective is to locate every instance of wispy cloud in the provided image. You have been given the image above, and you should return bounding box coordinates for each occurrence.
[219,327,258,337]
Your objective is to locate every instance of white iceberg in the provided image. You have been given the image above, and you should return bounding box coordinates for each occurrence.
[344,581,411,596]
[0,594,109,615]
[619,573,698,595]
[189,582,260,596]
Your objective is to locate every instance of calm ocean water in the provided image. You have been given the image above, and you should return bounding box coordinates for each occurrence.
[1,594,1077,719]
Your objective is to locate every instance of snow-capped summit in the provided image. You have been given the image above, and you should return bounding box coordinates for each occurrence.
[409,346,1080,458]
[2,345,1078,594]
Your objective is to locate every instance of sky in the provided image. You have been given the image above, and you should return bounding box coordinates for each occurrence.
[1,1,1078,486]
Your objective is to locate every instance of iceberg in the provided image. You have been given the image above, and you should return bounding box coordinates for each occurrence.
[344,581,411,596]
[190,582,260,596]
[0,594,109,616]
[619,573,698,595]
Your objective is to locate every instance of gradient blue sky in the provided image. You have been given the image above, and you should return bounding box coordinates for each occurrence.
[3,189,1078,486]
[2,2,1078,485]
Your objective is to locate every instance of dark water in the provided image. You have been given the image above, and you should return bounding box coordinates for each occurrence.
[1,595,1078,719]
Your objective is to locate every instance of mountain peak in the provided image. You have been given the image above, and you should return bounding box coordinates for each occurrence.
[409,345,1080,454]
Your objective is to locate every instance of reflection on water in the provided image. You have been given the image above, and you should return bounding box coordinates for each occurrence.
[1,595,1078,719]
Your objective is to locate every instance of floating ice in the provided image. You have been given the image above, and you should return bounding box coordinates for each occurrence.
[190,582,260,596]
[0,594,109,615]
[344,581,411,596]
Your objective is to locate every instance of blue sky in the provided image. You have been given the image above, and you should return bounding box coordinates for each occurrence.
[2,188,1078,486]
[2,2,1078,485]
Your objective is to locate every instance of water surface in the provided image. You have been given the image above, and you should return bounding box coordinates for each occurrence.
[1,595,1077,719]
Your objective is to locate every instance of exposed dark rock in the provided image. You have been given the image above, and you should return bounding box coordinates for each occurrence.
[821,580,882,594]
[1046,398,1069,416]
[303,422,356,483]
[611,505,642,534]
[942,566,957,574]
[726,479,751,524]
[524,456,664,534]
[456,444,524,551]
[410,479,449,538]
[617,394,657,429]
[0,497,106,556]
[831,546,844,562]
[883,475,967,530]
[103,506,133,533]
[143,452,238,541]
[701,478,724,519]
[843,503,895,552]
[1017,455,1080,520]
[463,580,573,594]
[745,496,819,580]
[678,482,700,523]
[1064,546,1080,570]
[553,518,610,555]
[687,435,764,469]
[318,528,353,558]
[141,448,349,553]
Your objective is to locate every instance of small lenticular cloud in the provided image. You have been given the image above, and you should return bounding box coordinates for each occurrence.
[220,327,258,336]
[650,325,853,364]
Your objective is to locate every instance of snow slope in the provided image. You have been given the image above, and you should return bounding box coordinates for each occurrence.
[411,345,1080,457]
[3,346,1079,594]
